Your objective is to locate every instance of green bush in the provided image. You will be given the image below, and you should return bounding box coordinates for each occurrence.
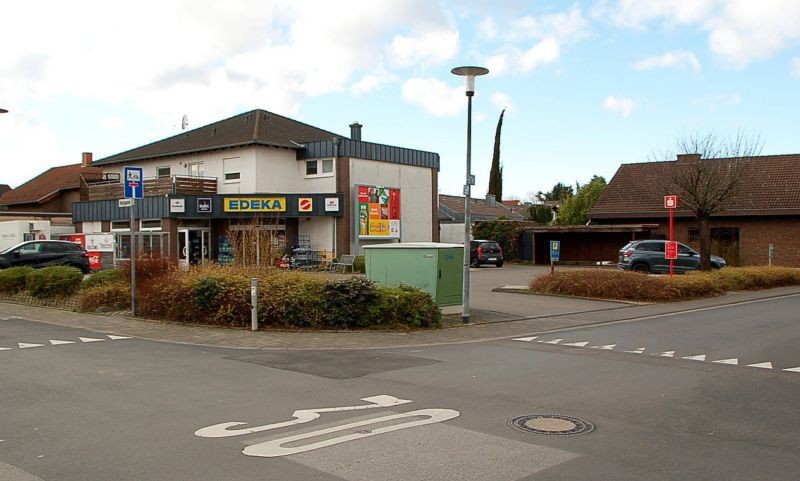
[322,276,381,328]
[353,255,366,273]
[78,282,130,311]
[377,284,441,328]
[472,220,526,260]
[194,277,224,309]
[0,267,35,294]
[26,266,84,298]
[81,269,126,290]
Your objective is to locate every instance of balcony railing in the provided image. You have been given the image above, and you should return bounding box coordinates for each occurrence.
[81,174,218,201]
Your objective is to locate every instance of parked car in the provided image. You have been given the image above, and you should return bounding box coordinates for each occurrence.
[469,240,504,268]
[0,240,91,274]
[618,240,726,274]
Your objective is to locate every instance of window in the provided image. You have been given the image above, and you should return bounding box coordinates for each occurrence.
[188,162,204,177]
[140,219,162,231]
[111,221,131,231]
[223,157,241,183]
[156,166,171,178]
[305,158,334,177]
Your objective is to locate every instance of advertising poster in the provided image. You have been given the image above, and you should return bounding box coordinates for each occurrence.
[357,185,400,238]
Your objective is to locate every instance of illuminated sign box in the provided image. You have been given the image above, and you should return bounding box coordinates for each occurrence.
[224,197,286,212]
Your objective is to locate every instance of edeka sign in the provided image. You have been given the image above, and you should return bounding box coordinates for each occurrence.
[224,197,286,212]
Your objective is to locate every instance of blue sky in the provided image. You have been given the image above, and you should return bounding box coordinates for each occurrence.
[1,0,798,201]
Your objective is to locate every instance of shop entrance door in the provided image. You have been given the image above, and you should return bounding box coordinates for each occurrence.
[178,228,210,269]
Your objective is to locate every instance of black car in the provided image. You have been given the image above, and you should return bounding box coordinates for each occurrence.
[618,240,726,274]
[0,240,91,274]
[469,239,504,267]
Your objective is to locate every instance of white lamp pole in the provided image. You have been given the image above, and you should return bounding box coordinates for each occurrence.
[451,66,488,324]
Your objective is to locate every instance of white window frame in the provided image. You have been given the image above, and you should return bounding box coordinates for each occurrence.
[305,158,334,178]
[188,162,204,178]
[223,157,241,184]
[110,221,131,232]
[139,219,163,231]
[156,166,171,178]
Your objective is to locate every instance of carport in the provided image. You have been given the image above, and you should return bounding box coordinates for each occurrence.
[519,224,659,265]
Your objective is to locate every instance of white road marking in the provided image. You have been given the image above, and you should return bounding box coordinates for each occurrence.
[591,344,616,350]
[242,408,460,458]
[624,347,646,354]
[746,362,773,369]
[107,335,132,340]
[713,358,739,365]
[657,350,676,357]
[512,336,537,342]
[195,395,413,438]
[783,367,800,373]
[681,354,706,361]
[0,347,12,351]
[79,337,104,343]
[562,341,589,347]
[544,338,563,344]
[18,343,44,349]
[49,340,75,345]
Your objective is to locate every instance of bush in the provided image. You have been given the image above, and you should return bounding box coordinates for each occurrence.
[353,255,366,273]
[81,269,126,290]
[377,284,442,328]
[0,267,35,294]
[472,220,526,260]
[529,267,800,302]
[78,282,130,311]
[26,266,84,298]
[322,276,381,328]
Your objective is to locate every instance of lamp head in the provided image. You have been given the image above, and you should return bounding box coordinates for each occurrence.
[451,66,489,95]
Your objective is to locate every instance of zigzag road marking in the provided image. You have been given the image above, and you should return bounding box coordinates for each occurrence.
[747,362,773,369]
[682,354,707,361]
[1,334,133,352]
[49,340,75,345]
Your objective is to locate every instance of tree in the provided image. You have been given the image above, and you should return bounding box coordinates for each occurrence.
[536,182,573,202]
[527,204,553,224]
[660,131,762,270]
[555,175,607,225]
[487,109,505,202]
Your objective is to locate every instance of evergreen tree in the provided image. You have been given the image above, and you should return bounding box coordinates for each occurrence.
[487,109,505,201]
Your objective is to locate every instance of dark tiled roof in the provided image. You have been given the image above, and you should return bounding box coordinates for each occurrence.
[0,164,102,206]
[95,109,341,165]
[0,185,10,195]
[439,194,526,222]
[589,154,800,219]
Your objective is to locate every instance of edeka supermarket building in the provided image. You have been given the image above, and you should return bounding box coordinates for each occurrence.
[72,110,440,268]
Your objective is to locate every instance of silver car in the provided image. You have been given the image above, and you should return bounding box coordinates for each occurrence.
[618,240,726,274]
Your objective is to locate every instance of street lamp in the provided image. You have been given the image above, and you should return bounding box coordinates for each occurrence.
[451,65,488,324]
[0,109,8,114]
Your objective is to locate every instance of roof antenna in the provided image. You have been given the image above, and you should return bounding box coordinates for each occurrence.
[181,114,189,130]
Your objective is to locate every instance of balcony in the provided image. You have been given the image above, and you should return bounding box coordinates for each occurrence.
[81,173,217,201]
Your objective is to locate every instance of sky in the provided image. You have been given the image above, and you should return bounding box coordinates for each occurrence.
[1,0,799,201]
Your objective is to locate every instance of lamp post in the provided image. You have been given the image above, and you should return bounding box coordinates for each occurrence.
[0,109,8,114]
[451,65,488,324]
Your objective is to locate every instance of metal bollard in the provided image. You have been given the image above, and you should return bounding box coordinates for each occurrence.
[250,277,258,331]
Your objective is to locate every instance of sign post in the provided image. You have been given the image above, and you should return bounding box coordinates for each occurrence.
[123,167,144,316]
[664,195,678,277]
[549,240,560,274]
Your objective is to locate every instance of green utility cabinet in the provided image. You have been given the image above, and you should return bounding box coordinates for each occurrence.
[363,242,463,306]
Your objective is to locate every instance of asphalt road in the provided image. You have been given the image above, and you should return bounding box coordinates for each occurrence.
[1,293,799,480]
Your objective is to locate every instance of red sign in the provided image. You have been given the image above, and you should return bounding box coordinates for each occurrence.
[665,241,678,260]
[298,198,313,212]
[88,252,101,271]
[664,195,678,209]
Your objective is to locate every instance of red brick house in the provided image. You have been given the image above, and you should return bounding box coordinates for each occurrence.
[589,153,800,267]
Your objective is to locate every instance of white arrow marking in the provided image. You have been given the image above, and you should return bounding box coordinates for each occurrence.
[18,343,44,349]
[195,394,413,438]
[563,341,589,347]
[512,336,537,342]
[746,362,773,369]
[656,351,675,357]
[682,354,706,361]
[545,338,563,344]
[0,347,12,351]
[49,340,75,345]
[591,344,616,350]
[782,367,800,373]
[242,408,460,458]
[79,337,104,343]
[624,347,646,354]
[712,358,739,365]
[107,335,132,340]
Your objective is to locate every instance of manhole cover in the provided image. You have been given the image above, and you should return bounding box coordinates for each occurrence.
[508,414,595,436]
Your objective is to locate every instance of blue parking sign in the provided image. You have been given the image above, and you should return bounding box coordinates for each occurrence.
[549,240,560,262]
[123,167,144,199]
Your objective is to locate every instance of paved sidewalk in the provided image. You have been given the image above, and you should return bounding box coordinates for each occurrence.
[2,285,798,350]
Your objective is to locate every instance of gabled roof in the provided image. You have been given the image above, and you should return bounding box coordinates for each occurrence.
[589,154,800,219]
[439,194,526,222]
[0,164,102,206]
[94,109,341,165]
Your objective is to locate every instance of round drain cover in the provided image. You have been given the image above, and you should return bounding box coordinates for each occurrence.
[508,414,594,436]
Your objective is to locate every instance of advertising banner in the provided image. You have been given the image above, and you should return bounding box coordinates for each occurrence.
[357,185,400,238]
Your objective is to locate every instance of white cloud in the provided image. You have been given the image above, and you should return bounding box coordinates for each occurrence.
[484,54,509,76]
[386,28,459,69]
[401,78,464,117]
[633,51,701,71]
[490,92,514,112]
[603,0,800,67]
[99,117,124,129]
[603,96,636,117]
[520,38,560,73]
[692,92,741,111]
[793,57,800,78]
[479,17,497,39]
[511,5,589,42]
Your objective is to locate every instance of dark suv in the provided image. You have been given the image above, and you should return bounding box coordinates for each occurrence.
[618,240,726,274]
[0,240,91,274]
[470,240,504,268]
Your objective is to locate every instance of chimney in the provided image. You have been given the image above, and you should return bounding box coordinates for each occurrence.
[485,194,496,206]
[676,153,701,163]
[350,122,362,141]
[81,152,93,167]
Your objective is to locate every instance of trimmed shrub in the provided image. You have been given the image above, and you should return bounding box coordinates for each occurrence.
[353,255,366,273]
[81,269,126,290]
[377,284,442,328]
[78,282,131,312]
[26,266,84,298]
[0,267,35,294]
[321,276,380,328]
